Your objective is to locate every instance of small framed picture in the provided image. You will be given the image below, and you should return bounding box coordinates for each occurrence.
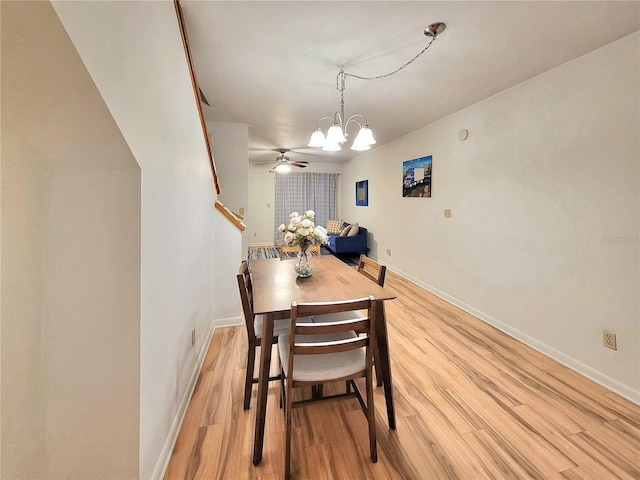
[356,180,368,206]
[402,155,432,198]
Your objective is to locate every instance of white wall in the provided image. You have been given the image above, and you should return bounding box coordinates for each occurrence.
[214,209,243,324]
[208,121,249,255]
[2,2,141,478]
[341,32,640,402]
[247,162,344,245]
[51,2,218,478]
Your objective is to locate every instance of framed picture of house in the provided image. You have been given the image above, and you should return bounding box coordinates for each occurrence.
[356,180,368,206]
[402,155,432,197]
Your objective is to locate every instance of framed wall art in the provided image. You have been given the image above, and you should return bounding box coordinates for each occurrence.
[402,155,432,198]
[356,180,368,206]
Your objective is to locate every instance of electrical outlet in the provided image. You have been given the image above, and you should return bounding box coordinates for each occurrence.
[254,232,257,237]
[191,329,196,347]
[386,248,392,256]
[602,330,617,350]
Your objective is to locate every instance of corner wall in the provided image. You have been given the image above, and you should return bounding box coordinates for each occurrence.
[2,2,141,478]
[51,2,218,478]
[341,32,640,401]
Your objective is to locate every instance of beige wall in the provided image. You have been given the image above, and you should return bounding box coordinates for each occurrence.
[341,32,640,401]
[1,135,48,479]
[2,1,141,478]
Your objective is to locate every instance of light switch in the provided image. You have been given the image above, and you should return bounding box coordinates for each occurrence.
[266,203,271,208]
[444,209,452,218]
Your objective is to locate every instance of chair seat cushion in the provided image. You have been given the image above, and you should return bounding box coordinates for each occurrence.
[278,331,364,382]
[254,315,313,339]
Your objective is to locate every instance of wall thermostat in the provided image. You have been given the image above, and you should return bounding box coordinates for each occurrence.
[458,129,469,141]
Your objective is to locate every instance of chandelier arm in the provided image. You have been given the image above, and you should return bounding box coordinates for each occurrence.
[315,115,337,128]
[345,114,367,129]
[343,35,437,82]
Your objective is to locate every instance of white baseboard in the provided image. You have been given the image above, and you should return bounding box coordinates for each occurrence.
[216,315,242,328]
[151,318,220,480]
[388,265,640,406]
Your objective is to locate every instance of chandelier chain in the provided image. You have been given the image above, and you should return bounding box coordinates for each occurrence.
[336,35,437,93]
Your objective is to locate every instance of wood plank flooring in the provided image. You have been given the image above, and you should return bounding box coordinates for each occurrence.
[165,270,640,479]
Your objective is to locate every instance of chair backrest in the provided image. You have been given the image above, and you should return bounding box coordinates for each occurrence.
[357,255,386,287]
[288,296,375,373]
[279,245,300,260]
[279,244,321,260]
[237,261,257,342]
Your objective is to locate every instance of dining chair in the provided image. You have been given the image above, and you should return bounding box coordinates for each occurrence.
[357,254,387,286]
[278,296,377,480]
[236,261,312,410]
[278,244,321,260]
[311,255,387,387]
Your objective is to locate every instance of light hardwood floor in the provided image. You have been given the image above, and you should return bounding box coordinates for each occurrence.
[165,270,640,479]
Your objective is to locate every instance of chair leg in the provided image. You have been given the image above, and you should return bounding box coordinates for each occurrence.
[244,343,256,410]
[366,367,378,463]
[374,348,383,387]
[312,384,324,399]
[284,379,294,480]
[279,364,285,410]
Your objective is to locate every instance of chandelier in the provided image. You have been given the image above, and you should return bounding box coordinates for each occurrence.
[308,22,446,153]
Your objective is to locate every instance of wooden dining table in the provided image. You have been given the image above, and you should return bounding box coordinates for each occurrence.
[250,254,397,465]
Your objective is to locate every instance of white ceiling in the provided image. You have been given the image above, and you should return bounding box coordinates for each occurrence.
[181,1,640,166]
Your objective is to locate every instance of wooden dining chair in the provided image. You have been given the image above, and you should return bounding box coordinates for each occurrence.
[236,261,312,410]
[278,244,321,260]
[357,254,386,286]
[311,255,387,386]
[277,296,377,480]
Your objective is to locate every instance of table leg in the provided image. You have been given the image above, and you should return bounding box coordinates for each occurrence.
[252,313,274,465]
[374,301,396,429]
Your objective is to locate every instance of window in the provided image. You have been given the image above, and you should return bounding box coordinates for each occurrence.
[274,172,338,244]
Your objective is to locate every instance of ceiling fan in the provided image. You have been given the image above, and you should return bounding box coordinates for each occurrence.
[257,149,309,172]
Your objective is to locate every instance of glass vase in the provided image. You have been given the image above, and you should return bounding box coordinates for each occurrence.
[294,247,314,277]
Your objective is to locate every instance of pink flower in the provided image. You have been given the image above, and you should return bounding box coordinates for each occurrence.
[277,224,285,232]
[284,232,294,244]
[289,212,299,218]
[290,216,300,225]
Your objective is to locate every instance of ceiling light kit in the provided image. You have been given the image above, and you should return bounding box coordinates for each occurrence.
[308,22,446,153]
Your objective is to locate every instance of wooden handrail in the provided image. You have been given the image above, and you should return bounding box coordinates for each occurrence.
[174,0,222,195]
[215,201,246,231]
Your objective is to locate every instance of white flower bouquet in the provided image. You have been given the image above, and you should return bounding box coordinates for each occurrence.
[277,210,328,250]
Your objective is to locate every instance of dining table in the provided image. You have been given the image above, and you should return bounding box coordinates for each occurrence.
[249,254,397,465]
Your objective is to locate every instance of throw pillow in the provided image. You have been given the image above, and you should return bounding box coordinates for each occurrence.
[326,219,343,235]
[339,224,351,236]
[347,222,360,236]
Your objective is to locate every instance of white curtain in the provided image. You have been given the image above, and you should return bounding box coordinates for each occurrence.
[274,172,338,244]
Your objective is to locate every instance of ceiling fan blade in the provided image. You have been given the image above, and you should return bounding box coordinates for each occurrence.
[291,163,307,168]
[290,160,309,164]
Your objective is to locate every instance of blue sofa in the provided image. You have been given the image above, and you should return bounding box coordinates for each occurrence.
[327,226,367,255]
